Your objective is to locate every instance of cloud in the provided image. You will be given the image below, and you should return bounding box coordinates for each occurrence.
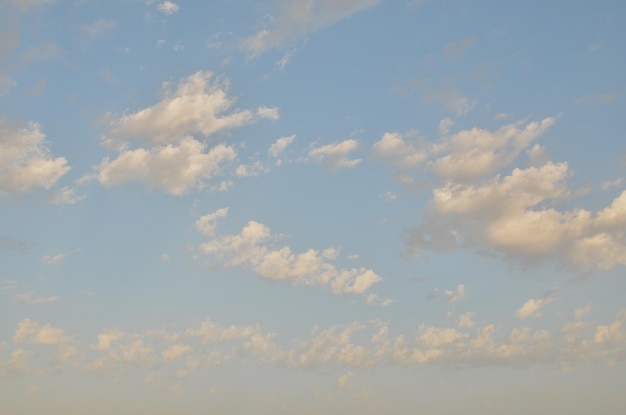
[97,138,237,195]
[444,35,476,61]
[337,371,353,387]
[13,319,71,345]
[80,19,117,41]
[0,119,70,194]
[443,284,465,302]
[162,344,192,361]
[157,1,179,15]
[104,71,276,146]
[13,293,60,305]
[41,250,77,265]
[268,134,295,158]
[240,0,384,58]
[428,117,556,181]
[195,208,229,236]
[46,186,85,205]
[516,298,552,320]
[197,213,383,299]
[308,139,362,171]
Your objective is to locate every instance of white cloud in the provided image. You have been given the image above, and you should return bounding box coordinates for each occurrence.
[308,139,362,171]
[268,134,295,158]
[97,138,237,195]
[240,0,384,58]
[235,161,269,177]
[198,215,383,298]
[46,186,85,205]
[157,1,179,15]
[13,319,71,345]
[428,117,556,181]
[256,106,280,121]
[195,208,229,236]
[80,19,116,41]
[516,298,551,320]
[371,131,427,185]
[104,71,277,146]
[0,119,70,194]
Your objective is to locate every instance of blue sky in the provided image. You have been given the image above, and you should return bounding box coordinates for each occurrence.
[1,0,625,413]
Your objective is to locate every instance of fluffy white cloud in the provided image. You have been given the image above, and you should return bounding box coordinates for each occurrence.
[198,213,383,298]
[97,138,236,195]
[157,1,179,15]
[104,71,276,146]
[0,119,70,193]
[240,0,384,57]
[428,117,555,181]
[13,319,71,345]
[308,139,361,171]
[457,312,475,328]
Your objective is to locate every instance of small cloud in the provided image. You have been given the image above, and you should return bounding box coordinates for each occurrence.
[347,254,360,260]
[268,135,295,158]
[601,178,623,190]
[308,139,362,171]
[516,298,552,320]
[41,249,78,265]
[156,39,166,48]
[46,186,85,205]
[444,284,465,302]
[257,106,280,121]
[173,42,184,52]
[380,192,397,201]
[157,1,179,15]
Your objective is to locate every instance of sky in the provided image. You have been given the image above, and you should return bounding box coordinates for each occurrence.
[1,0,625,413]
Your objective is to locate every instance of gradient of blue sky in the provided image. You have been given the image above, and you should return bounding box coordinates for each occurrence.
[1,0,625,413]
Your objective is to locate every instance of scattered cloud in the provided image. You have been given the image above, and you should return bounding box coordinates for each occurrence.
[457,312,475,328]
[195,207,229,236]
[575,304,592,319]
[443,284,465,302]
[268,134,295,158]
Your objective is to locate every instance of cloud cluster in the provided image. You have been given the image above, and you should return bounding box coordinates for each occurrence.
[196,208,384,298]
[96,71,279,194]
[0,119,70,194]
[4,310,625,379]
[372,116,626,270]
